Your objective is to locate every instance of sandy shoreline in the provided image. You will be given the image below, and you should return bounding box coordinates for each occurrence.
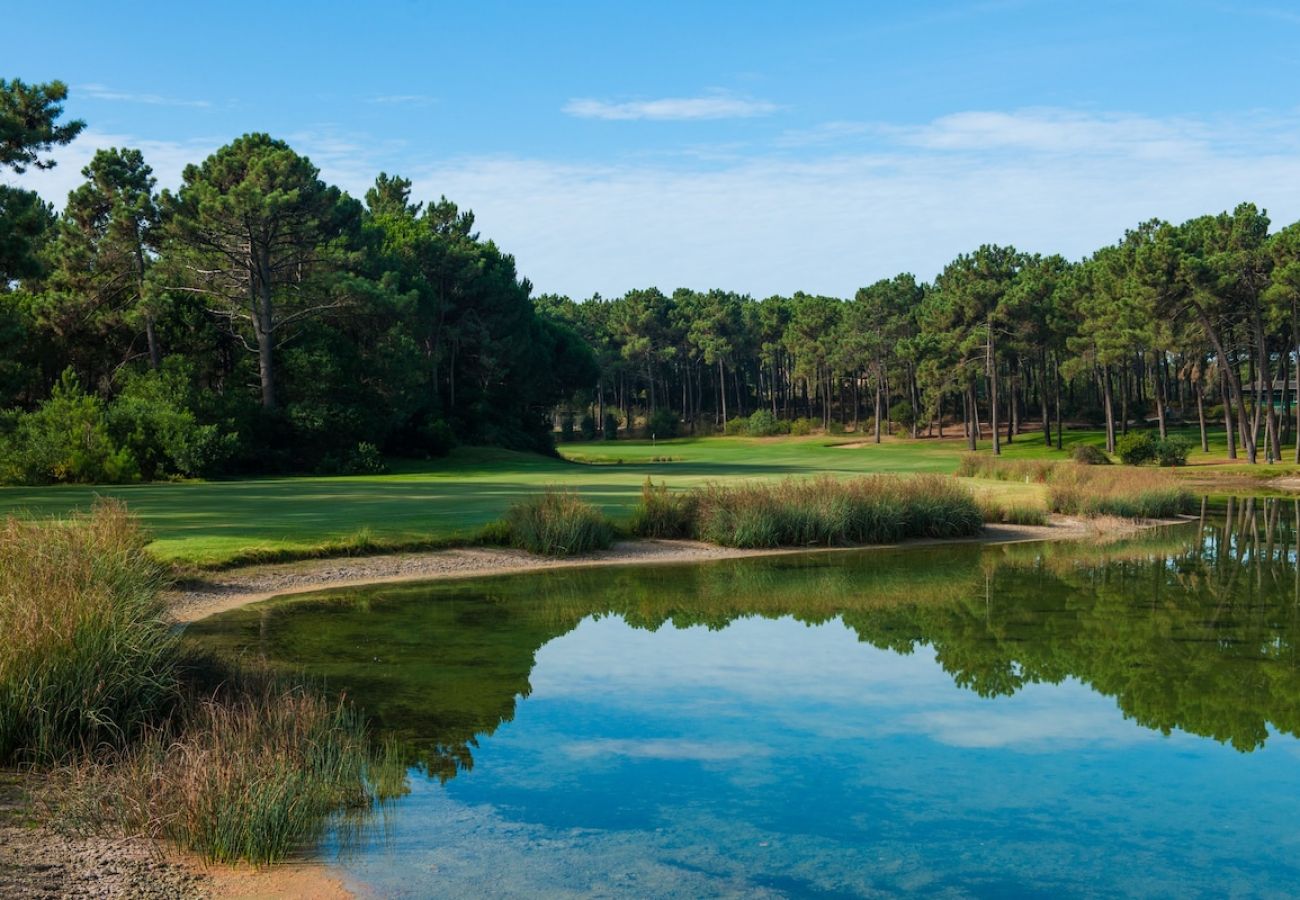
[168,515,1168,624]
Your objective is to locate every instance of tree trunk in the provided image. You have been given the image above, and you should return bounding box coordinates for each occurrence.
[1101,367,1116,454]
[1195,382,1208,452]
[1221,368,1237,460]
[988,324,1000,456]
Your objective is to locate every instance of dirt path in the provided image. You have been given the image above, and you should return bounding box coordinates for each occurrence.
[168,517,1157,624]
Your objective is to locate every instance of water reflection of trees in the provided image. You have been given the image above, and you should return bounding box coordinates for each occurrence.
[186,500,1300,780]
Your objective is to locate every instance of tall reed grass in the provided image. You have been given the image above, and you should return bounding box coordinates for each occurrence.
[0,502,175,764]
[3,505,394,865]
[633,475,982,548]
[1047,464,1194,518]
[503,489,615,556]
[956,457,1193,519]
[629,478,698,538]
[57,664,392,865]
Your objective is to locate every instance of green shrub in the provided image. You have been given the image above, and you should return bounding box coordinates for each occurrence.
[1155,436,1191,467]
[630,478,699,538]
[504,490,615,556]
[746,409,784,437]
[889,401,916,428]
[602,412,620,440]
[0,503,174,764]
[789,417,814,436]
[828,420,846,435]
[1116,431,1157,465]
[647,407,679,439]
[559,414,575,442]
[726,416,749,435]
[1071,444,1112,465]
[579,414,598,441]
[0,370,140,485]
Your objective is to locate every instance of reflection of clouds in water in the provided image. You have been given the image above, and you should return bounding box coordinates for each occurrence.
[531,616,1156,752]
[901,700,1160,750]
[563,738,770,762]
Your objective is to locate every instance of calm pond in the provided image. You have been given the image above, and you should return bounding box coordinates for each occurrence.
[188,498,1300,898]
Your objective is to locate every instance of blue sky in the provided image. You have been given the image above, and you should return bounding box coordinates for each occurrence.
[8,0,1300,297]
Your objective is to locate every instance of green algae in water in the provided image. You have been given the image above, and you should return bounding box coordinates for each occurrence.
[187,499,1300,896]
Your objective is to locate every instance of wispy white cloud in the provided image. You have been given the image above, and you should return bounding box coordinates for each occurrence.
[563,92,778,121]
[77,83,212,109]
[12,108,1300,302]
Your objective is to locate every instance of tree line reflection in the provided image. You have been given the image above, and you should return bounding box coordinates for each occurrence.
[185,499,1300,781]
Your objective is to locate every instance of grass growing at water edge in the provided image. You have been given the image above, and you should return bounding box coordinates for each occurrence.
[956,456,1194,519]
[502,489,615,556]
[632,475,984,548]
[0,505,394,865]
[0,502,175,764]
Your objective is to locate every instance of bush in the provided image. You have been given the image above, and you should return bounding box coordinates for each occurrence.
[0,370,140,484]
[647,407,679,439]
[630,478,698,538]
[559,414,575,442]
[746,409,785,437]
[603,412,620,440]
[503,490,615,556]
[106,364,235,479]
[889,401,916,429]
[1071,444,1112,465]
[0,503,174,764]
[580,414,598,441]
[726,416,749,435]
[1116,431,1157,465]
[828,420,846,435]
[1155,437,1191,467]
[789,417,815,436]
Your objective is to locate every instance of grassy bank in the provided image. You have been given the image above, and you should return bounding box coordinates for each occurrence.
[0,505,389,865]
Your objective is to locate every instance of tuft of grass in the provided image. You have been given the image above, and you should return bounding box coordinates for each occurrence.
[0,501,176,764]
[630,478,698,538]
[55,665,386,866]
[959,457,1192,519]
[3,505,395,867]
[1048,465,1194,519]
[660,474,983,549]
[956,454,1057,483]
[502,489,615,556]
[977,497,1049,526]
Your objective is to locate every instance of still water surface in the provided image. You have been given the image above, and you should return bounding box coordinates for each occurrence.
[189,500,1300,898]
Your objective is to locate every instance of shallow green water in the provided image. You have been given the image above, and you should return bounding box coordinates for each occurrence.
[188,498,1300,897]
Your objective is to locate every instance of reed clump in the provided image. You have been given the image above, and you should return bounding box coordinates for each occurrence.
[956,454,1057,483]
[977,498,1050,526]
[629,477,698,538]
[633,475,982,548]
[1047,464,1194,518]
[957,457,1193,519]
[0,501,175,764]
[3,505,393,865]
[58,665,384,865]
[503,489,615,556]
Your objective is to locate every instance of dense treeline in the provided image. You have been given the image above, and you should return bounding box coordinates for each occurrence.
[542,210,1300,465]
[7,77,1300,484]
[0,80,594,482]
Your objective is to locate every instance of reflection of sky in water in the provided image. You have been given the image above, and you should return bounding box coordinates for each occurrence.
[334,615,1300,898]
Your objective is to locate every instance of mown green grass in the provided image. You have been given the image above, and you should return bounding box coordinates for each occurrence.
[0,427,1273,567]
